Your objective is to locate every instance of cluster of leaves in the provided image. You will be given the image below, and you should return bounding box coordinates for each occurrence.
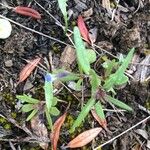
[69,26,134,133]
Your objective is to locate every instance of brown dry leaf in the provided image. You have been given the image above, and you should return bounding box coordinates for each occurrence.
[132,143,141,150]
[91,109,107,130]
[89,27,98,44]
[60,45,76,70]
[82,8,93,18]
[51,112,67,150]
[135,129,148,140]
[18,57,41,84]
[31,114,48,150]
[67,128,102,148]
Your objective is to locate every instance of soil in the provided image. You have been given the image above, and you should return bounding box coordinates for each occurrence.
[0,0,150,150]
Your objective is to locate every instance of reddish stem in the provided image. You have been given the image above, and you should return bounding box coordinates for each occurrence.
[14,6,41,19]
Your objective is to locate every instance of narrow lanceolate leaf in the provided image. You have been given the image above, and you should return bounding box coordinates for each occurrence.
[92,101,107,129]
[58,0,68,32]
[104,48,135,90]
[22,104,34,112]
[14,6,41,19]
[77,15,90,44]
[116,48,135,75]
[90,69,101,97]
[70,98,95,133]
[45,107,53,130]
[91,110,107,130]
[51,112,67,150]
[67,128,102,148]
[18,57,41,84]
[44,73,53,112]
[74,26,91,75]
[16,94,39,104]
[26,109,38,121]
[107,95,133,111]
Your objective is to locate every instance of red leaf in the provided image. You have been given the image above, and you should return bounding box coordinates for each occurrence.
[14,6,41,19]
[77,15,91,44]
[67,128,102,148]
[91,109,107,130]
[18,57,41,84]
[51,112,67,150]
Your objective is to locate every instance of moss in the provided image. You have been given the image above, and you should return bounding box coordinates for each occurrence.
[67,95,73,102]
[4,123,11,130]
[1,92,15,105]
[145,99,150,110]
[71,21,76,27]
[34,85,44,99]
[11,112,17,119]
[52,44,60,53]
[64,114,74,129]
[0,117,7,123]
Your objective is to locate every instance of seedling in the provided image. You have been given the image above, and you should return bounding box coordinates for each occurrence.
[58,0,68,32]
[0,18,12,39]
[16,94,60,128]
[69,27,134,132]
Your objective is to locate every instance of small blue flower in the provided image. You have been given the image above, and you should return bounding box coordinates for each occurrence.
[45,73,52,82]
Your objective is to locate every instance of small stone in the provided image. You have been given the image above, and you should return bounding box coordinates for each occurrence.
[5,60,13,67]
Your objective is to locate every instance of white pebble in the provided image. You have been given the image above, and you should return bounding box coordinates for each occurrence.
[0,18,12,39]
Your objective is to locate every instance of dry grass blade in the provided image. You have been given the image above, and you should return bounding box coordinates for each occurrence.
[67,128,102,148]
[51,112,67,150]
[18,57,41,84]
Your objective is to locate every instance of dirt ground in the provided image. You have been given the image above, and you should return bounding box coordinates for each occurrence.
[0,0,150,149]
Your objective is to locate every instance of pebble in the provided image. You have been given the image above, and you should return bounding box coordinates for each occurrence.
[5,60,13,67]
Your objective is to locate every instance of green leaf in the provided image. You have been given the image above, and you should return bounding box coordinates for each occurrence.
[22,104,34,112]
[90,69,101,97]
[103,74,117,91]
[115,74,128,85]
[58,73,80,82]
[102,59,117,77]
[16,94,39,104]
[75,78,83,91]
[107,95,133,111]
[70,98,95,133]
[26,109,38,121]
[74,26,91,75]
[53,69,80,82]
[116,48,135,75]
[44,73,53,112]
[58,0,68,32]
[86,49,96,64]
[50,107,60,116]
[45,107,53,130]
[95,101,105,120]
[103,48,135,91]
[52,97,58,106]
